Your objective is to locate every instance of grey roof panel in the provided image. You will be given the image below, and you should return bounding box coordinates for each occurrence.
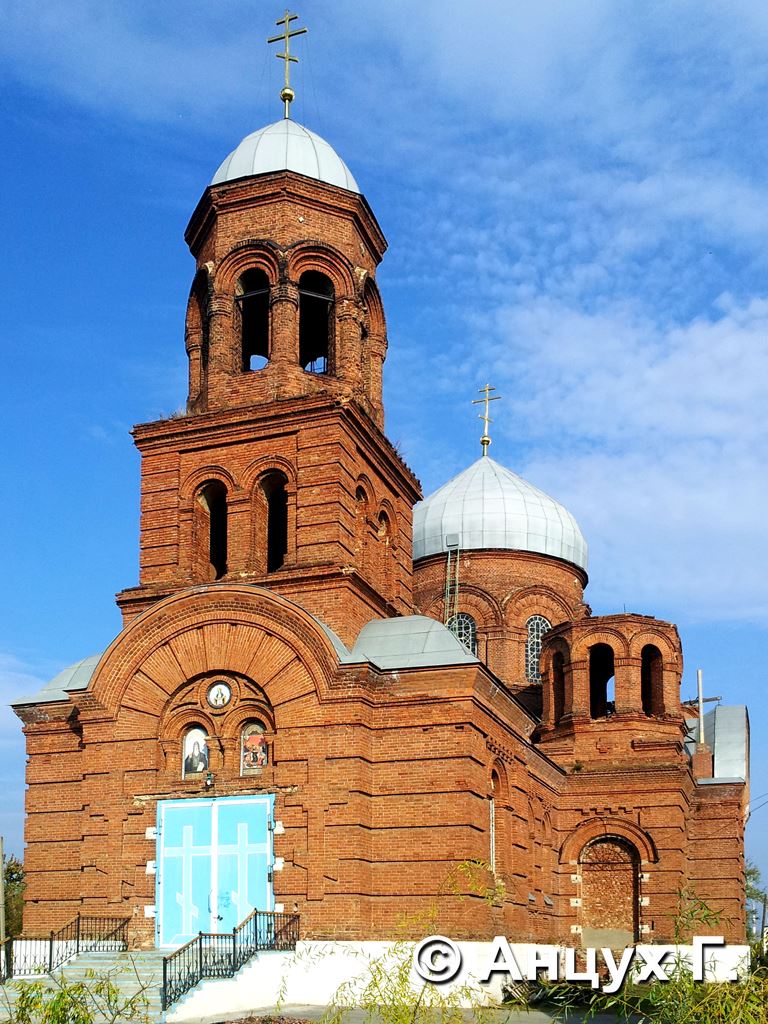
[12,653,102,707]
[352,616,478,671]
[684,705,749,782]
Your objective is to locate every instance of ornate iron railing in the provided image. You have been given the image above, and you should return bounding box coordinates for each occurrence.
[161,909,299,1010]
[0,915,129,979]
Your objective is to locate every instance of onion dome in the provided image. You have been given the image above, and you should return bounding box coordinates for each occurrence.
[211,120,360,193]
[413,456,588,571]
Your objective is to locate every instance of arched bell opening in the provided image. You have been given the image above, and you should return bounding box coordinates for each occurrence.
[195,481,228,580]
[236,268,270,372]
[260,472,289,573]
[299,270,334,374]
[641,644,664,716]
[589,643,615,719]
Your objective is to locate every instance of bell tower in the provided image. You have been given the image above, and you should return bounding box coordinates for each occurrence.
[116,24,421,644]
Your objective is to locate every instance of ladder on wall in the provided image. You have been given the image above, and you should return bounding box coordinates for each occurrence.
[443,534,461,624]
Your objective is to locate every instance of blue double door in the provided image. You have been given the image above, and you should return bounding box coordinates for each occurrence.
[156,795,274,947]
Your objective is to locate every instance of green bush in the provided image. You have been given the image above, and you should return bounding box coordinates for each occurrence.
[1,963,153,1024]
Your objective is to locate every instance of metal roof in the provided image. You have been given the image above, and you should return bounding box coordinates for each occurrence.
[12,653,101,707]
[351,615,479,671]
[412,456,588,570]
[685,705,749,782]
[211,120,360,193]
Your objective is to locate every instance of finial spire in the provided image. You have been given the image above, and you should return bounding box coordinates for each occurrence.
[267,10,308,119]
[472,383,501,456]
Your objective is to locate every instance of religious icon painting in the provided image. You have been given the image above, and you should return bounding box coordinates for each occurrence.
[182,725,209,778]
[241,720,269,774]
[206,680,232,709]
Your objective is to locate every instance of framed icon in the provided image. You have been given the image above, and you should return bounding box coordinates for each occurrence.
[182,726,209,777]
[206,681,232,709]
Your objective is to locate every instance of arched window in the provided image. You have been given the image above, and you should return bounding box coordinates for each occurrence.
[299,271,334,373]
[589,643,615,719]
[552,650,566,724]
[355,486,369,569]
[489,770,498,874]
[241,720,270,775]
[260,472,288,573]
[447,612,477,655]
[196,481,228,580]
[641,644,664,716]
[525,615,551,682]
[236,269,270,371]
[182,725,209,778]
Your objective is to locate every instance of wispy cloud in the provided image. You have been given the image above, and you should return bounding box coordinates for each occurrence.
[0,653,56,856]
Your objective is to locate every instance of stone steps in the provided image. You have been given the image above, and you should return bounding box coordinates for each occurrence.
[0,949,165,1022]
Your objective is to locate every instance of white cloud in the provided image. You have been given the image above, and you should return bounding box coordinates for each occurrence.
[416,294,768,623]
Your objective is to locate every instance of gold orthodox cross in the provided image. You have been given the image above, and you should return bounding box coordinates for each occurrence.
[472,383,501,456]
[268,10,308,119]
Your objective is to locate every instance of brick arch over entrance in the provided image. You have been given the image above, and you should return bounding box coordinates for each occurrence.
[86,585,343,719]
[559,816,658,865]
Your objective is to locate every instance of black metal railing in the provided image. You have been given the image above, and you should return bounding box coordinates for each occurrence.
[1,915,129,978]
[161,909,299,1010]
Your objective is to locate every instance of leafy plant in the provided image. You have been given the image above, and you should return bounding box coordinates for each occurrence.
[1,961,153,1024]
[673,885,725,943]
[3,855,24,939]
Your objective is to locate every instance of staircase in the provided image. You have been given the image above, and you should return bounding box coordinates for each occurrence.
[0,949,165,1022]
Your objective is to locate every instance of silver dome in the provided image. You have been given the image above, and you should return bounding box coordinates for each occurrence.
[412,456,588,570]
[211,120,360,193]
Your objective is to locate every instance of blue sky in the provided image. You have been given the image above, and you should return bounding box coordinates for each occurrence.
[1,1,766,905]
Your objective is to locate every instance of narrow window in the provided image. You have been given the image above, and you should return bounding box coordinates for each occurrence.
[489,770,498,874]
[197,481,228,580]
[447,612,477,655]
[182,725,209,778]
[241,720,270,775]
[299,271,334,373]
[236,269,270,371]
[355,486,369,568]
[261,472,288,573]
[589,643,615,719]
[552,650,566,724]
[641,644,664,716]
[526,615,552,682]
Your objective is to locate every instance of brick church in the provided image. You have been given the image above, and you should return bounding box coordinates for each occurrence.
[13,78,749,951]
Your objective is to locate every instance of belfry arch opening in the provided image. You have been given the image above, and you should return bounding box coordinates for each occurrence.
[299,271,334,373]
[236,269,270,371]
[589,643,615,719]
[196,481,228,580]
[641,644,664,716]
[261,472,288,573]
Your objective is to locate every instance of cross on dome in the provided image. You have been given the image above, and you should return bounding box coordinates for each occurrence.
[472,383,501,456]
[267,10,308,119]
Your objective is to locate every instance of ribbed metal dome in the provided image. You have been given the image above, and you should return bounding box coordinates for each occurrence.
[412,456,588,570]
[211,120,360,193]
